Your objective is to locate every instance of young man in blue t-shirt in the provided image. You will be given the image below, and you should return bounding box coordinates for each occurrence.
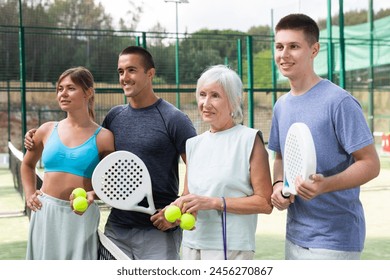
[268,14,380,260]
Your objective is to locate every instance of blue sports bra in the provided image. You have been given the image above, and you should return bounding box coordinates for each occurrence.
[42,122,102,178]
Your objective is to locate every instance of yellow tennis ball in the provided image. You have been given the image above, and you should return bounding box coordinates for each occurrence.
[164,205,182,223]
[72,187,87,198]
[180,213,196,230]
[73,196,88,212]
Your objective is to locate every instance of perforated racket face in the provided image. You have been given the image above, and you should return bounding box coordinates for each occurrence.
[283,123,317,196]
[285,131,304,185]
[101,157,144,201]
[92,151,156,214]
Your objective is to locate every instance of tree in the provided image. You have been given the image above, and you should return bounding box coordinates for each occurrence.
[48,0,113,29]
[177,30,243,83]
[247,25,272,53]
[245,49,273,88]
[317,8,390,29]
[146,23,167,47]
[118,0,143,30]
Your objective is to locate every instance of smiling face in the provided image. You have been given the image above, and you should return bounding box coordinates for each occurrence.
[274,29,319,82]
[117,53,154,100]
[198,82,234,133]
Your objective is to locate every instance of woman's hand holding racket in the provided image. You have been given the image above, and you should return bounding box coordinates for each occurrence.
[271,183,294,210]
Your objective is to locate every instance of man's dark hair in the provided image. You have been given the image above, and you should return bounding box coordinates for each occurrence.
[275,13,319,46]
[119,46,155,71]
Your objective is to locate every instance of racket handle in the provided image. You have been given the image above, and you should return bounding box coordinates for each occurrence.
[282,175,296,197]
[281,190,290,199]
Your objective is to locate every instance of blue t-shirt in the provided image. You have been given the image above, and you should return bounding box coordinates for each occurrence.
[268,79,373,252]
[102,98,197,228]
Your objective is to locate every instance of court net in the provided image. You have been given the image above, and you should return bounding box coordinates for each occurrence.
[7,141,130,260]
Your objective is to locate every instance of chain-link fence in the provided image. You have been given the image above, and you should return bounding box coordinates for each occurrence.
[1,2,390,152]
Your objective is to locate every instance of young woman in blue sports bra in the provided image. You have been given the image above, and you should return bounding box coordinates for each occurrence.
[21,67,115,260]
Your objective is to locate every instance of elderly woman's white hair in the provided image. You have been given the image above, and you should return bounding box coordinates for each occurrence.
[196,65,243,124]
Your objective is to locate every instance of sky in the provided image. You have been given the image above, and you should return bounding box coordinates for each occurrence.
[98,0,390,33]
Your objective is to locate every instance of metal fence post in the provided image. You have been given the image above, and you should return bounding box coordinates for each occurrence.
[246,35,254,128]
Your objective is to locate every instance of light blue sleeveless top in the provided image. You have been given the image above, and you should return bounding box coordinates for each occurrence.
[183,125,259,251]
[42,122,101,178]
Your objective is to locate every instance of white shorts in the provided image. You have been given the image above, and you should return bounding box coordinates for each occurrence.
[182,246,254,260]
[285,239,361,260]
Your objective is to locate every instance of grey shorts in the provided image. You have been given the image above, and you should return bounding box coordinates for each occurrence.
[27,192,100,260]
[104,220,182,260]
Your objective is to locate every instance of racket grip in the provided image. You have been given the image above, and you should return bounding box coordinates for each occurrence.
[281,191,290,199]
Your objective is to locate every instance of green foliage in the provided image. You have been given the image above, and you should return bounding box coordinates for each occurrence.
[317,8,390,29]
[181,47,224,83]
[49,0,113,29]
[0,0,143,83]
[242,49,273,88]
[0,0,141,29]
[248,25,271,36]
[1,1,390,89]
[188,30,247,61]
[247,25,273,53]
[0,0,22,26]
[376,8,390,19]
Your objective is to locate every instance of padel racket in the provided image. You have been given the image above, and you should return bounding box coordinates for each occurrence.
[282,122,317,197]
[92,150,156,215]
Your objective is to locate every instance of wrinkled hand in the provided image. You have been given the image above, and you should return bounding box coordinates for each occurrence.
[271,184,294,211]
[150,209,180,231]
[296,174,325,200]
[174,194,207,214]
[27,190,43,211]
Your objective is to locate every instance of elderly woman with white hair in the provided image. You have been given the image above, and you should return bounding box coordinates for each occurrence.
[172,64,273,260]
